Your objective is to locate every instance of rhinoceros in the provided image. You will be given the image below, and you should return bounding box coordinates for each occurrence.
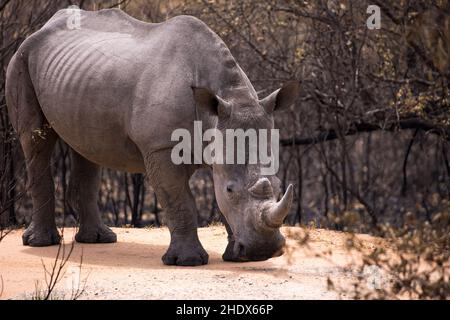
[5,8,299,266]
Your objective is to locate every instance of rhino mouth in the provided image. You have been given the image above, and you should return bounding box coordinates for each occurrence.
[222,235,286,262]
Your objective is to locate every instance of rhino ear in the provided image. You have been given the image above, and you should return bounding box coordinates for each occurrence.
[192,87,231,118]
[259,81,300,114]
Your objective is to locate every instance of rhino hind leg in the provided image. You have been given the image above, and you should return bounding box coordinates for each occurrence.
[67,150,117,244]
[6,54,61,247]
[20,127,61,247]
[20,125,61,247]
[145,150,208,266]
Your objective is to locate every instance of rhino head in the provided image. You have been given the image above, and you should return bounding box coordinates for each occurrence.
[193,81,299,262]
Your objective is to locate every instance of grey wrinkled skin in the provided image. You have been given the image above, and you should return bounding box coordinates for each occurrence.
[5,9,299,266]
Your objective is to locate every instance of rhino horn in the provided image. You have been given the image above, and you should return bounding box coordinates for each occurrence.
[263,184,294,228]
[248,178,273,198]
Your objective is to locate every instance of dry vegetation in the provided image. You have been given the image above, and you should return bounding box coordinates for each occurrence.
[0,0,449,299]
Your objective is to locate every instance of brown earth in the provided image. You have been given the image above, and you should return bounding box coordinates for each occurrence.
[0,226,388,300]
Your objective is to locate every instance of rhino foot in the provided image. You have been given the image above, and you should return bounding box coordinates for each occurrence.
[23,224,61,247]
[222,239,237,262]
[162,242,209,266]
[75,225,117,243]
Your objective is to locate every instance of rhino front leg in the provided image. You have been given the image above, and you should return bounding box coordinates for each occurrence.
[68,150,117,243]
[145,150,208,266]
[220,214,237,262]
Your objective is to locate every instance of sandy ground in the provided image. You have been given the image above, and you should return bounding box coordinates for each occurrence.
[0,226,387,300]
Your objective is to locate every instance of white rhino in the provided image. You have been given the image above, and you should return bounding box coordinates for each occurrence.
[6,8,299,266]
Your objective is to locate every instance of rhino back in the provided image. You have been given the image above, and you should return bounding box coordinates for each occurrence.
[16,9,251,171]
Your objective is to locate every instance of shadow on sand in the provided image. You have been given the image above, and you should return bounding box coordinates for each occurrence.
[21,237,290,278]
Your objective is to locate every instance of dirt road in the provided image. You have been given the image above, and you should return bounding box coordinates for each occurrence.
[0,226,386,299]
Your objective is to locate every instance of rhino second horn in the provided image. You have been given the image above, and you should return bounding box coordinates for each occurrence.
[263,184,294,228]
[248,178,273,198]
